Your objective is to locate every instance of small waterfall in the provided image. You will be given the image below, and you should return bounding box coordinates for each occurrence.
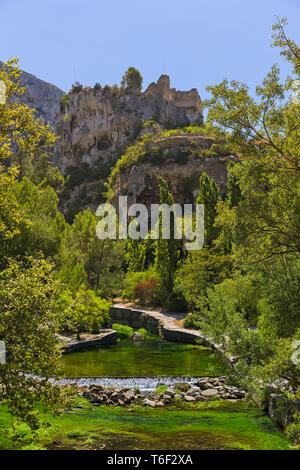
[55,375,202,391]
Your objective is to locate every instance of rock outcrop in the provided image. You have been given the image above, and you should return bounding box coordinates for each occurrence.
[110,134,237,208]
[54,75,203,174]
[0,61,64,126]
[1,62,236,215]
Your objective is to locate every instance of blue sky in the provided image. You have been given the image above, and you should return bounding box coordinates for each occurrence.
[0,0,299,100]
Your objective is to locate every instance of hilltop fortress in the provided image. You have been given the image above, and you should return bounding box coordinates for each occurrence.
[54,74,204,173]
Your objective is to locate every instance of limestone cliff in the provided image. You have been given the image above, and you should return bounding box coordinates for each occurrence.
[0,62,64,126]
[54,75,203,174]
[1,62,234,217]
[109,133,238,208]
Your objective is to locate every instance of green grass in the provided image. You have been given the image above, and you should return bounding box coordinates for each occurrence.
[0,399,291,450]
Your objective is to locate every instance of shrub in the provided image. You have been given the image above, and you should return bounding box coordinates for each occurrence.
[154,385,168,395]
[183,313,202,330]
[285,412,300,445]
[122,268,159,302]
[112,323,133,339]
[60,94,70,112]
[134,278,159,305]
[70,288,111,339]
[163,291,188,313]
[93,82,101,91]
[136,328,151,339]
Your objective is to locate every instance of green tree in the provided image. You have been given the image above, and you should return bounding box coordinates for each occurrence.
[197,172,219,247]
[0,59,66,431]
[175,249,233,311]
[70,287,111,339]
[121,67,143,91]
[0,167,29,261]
[10,150,33,180]
[205,22,300,262]
[125,235,146,273]
[58,209,125,296]
[200,19,300,426]
[0,58,56,262]
[0,58,56,162]
[31,152,65,190]
[0,257,66,430]
[7,177,67,260]
[155,176,180,303]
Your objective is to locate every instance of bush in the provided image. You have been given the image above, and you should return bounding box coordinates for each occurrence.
[164,291,188,313]
[174,249,233,311]
[112,323,133,339]
[285,412,300,446]
[134,278,159,305]
[122,268,159,303]
[69,288,111,338]
[136,328,151,339]
[154,385,168,394]
[60,94,70,112]
[183,313,202,330]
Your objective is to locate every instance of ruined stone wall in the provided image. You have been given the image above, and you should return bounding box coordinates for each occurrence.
[55,75,203,175]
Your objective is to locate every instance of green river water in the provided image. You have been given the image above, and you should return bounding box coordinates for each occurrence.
[61,338,229,377]
[0,337,291,450]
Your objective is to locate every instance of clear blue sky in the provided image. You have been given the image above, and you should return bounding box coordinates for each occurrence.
[0,0,299,100]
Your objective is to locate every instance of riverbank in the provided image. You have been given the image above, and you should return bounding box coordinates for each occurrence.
[0,399,291,450]
[59,329,117,353]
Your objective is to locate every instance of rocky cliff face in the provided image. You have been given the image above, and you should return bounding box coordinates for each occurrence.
[54,75,203,174]
[110,134,237,208]
[2,63,234,217]
[0,61,64,126]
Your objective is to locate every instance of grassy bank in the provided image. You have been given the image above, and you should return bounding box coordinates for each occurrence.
[0,399,291,450]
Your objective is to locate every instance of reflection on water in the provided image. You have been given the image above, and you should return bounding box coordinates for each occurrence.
[61,338,229,379]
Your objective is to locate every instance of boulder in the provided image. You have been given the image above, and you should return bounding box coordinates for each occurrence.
[185,388,199,396]
[144,399,157,408]
[161,394,172,404]
[124,390,136,402]
[184,395,196,402]
[111,391,120,402]
[89,385,103,394]
[202,382,215,390]
[132,332,144,341]
[175,383,191,392]
[89,393,101,404]
[201,388,219,398]
[164,389,175,398]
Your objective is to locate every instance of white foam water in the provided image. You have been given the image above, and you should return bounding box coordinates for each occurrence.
[55,375,202,391]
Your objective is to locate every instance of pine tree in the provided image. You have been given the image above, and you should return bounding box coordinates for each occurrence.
[126,237,146,272]
[155,176,180,303]
[197,172,219,247]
